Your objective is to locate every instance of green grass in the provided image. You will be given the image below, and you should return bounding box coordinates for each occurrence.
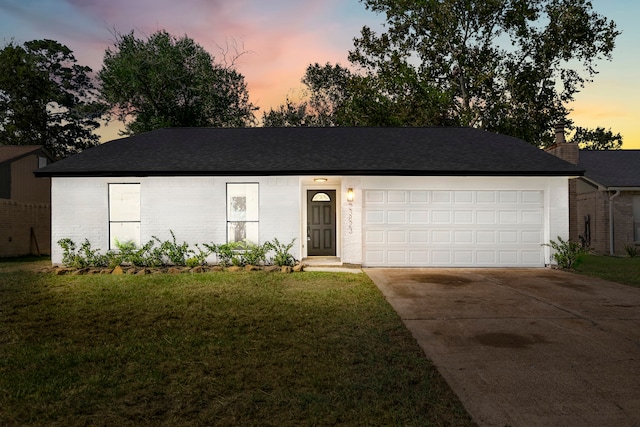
[574,253,640,287]
[0,269,473,427]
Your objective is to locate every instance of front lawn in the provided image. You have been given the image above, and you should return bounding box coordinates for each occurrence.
[0,269,473,426]
[574,253,640,287]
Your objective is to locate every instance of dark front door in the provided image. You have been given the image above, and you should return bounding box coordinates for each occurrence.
[307,190,336,256]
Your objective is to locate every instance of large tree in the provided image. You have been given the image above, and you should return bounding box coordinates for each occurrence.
[263,62,451,127]
[0,39,103,159]
[347,0,620,146]
[99,30,256,135]
[570,126,622,150]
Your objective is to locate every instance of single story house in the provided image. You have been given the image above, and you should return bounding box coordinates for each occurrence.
[545,129,640,255]
[1,145,54,256]
[35,127,582,267]
[575,150,640,254]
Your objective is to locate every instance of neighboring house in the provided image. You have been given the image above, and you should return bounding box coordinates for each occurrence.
[547,127,640,255]
[35,127,581,267]
[0,145,54,257]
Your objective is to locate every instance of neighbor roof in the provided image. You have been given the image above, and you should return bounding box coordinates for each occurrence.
[0,145,47,164]
[579,150,640,188]
[35,127,583,177]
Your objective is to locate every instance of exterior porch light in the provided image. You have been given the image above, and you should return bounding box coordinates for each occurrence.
[314,178,327,183]
[347,188,354,202]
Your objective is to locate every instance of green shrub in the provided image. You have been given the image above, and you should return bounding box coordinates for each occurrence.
[543,236,586,269]
[266,238,297,267]
[240,242,269,266]
[112,239,163,267]
[58,238,82,268]
[208,242,239,267]
[153,230,193,266]
[79,239,109,267]
[186,244,212,267]
[58,238,107,268]
[624,244,639,258]
[57,234,299,269]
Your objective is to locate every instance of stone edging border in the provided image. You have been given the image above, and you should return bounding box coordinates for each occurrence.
[42,263,305,276]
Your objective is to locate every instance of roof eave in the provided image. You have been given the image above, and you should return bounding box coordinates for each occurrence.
[35,169,585,178]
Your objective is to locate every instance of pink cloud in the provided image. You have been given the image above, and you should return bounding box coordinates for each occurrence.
[63,0,359,112]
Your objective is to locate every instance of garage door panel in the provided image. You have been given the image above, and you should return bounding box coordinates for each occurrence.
[454,230,474,244]
[499,251,519,264]
[365,230,384,243]
[409,210,429,224]
[522,191,543,204]
[454,210,474,223]
[365,210,385,224]
[432,230,452,243]
[432,210,452,224]
[387,230,407,244]
[454,251,473,264]
[432,191,452,203]
[410,191,428,203]
[388,191,407,203]
[410,251,429,263]
[522,250,544,265]
[522,230,542,244]
[477,210,497,224]
[499,210,519,224]
[365,191,385,204]
[362,189,545,267]
[522,210,543,224]
[388,210,407,224]
[499,191,519,203]
[476,251,497,265]
[409,230,428,244]
[455,191,474,204]
[498,230,518,243]
[387,250,407,264]
[476,230,496,244]
[477,191,496,203]
[432,251,451,264]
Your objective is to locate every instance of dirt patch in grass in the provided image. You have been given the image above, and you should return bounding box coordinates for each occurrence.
[0,270,474,426]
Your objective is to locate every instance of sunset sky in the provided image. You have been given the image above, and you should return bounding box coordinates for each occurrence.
[1,0,638,148]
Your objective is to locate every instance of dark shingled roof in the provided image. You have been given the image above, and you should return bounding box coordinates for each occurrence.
[579,150,640,188]
[35,127,583,177]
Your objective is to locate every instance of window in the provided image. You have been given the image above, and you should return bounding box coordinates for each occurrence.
[634,195,640,243]
[109,183,141,249]
[38,156,48,168]
[311,192,331,202]
[227,183,259,243]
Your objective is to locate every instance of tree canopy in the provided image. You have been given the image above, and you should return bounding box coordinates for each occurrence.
[99,30,256,135]
[348,0,620,146]
[267,1,620,148]
[0,39,103,159]
[570,127,622,150]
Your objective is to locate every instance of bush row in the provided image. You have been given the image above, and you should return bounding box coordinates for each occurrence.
[58,231,297,269]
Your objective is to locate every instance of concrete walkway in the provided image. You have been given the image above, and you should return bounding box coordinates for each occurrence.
[365,268,640,427]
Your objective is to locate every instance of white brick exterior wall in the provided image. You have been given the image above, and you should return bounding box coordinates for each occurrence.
[51,175,569,267]
[51,176,300,264]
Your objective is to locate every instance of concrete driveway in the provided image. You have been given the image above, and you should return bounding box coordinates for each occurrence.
[365,268,640,427]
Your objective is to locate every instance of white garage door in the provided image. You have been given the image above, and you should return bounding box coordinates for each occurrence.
[362,189,545,267]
